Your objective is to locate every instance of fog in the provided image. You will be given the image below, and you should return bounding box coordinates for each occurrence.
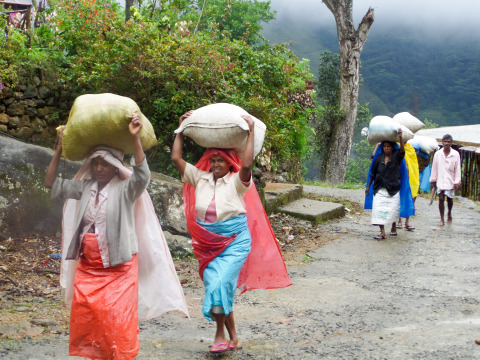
[268,0,480,37]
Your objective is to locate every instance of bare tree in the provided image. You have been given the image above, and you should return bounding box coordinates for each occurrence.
[321,0,374,183]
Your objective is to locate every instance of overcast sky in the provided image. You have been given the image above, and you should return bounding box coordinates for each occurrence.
[268,0,480,37]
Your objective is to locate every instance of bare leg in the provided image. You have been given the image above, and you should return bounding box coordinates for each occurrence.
[390,222,397,235]
[405,197,416,229]
[212,313,227,345]
[225,312,241,348]
[397,217,402,228]
[447,197,453,223]
[438,192,445,225]
[375,225,386,239]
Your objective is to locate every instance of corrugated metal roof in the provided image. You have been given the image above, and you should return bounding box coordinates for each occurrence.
[417,124,480,147]
[0,0,33,6]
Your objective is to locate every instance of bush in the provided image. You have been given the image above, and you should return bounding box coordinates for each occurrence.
[2,0,313,180]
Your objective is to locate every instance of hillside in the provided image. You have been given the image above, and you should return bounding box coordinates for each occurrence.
[262,21,480,127]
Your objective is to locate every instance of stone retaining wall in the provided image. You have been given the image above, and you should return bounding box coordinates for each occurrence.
[0,78,72,147]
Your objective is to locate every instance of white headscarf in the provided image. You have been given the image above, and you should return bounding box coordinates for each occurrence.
[60,146,189,320]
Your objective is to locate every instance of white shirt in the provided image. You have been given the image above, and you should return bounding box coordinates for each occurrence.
[429,148,461,190]
[182,163,252,222]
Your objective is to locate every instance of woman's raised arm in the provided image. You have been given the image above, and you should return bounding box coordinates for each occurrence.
[45,127,65,189]
[239,115,255,183]
[171,110,193,177]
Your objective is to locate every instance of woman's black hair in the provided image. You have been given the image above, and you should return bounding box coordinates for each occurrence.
[383,141,396,149]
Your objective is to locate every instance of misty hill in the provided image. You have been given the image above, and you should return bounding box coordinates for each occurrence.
[262,21,480,127]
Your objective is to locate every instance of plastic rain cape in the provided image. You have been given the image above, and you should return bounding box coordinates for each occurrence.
[60,148,189,321]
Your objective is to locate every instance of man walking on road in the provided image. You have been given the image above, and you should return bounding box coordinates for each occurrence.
[429,134,461,226]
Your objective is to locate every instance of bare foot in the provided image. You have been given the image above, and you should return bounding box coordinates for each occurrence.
[437,221,445,226]
[447,216,452,223]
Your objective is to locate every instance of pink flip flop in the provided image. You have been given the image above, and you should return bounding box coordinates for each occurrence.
[210,342,229,353]
[229,343,243,351]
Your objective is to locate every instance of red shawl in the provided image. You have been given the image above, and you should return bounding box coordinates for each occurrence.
[183,149,292,294]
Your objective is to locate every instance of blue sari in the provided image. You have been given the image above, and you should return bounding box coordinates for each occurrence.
[365,142,415,218]
[197,214,251,321]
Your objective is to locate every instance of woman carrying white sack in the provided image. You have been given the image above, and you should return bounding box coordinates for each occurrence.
[45,114,188,360]
[365,128,415,240]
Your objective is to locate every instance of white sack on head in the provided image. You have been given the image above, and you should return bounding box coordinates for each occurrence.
[367,115,414,145]
[62,93,158,161]
[174,103,266,158]
[393,112,424,133]
[407,135,439,154]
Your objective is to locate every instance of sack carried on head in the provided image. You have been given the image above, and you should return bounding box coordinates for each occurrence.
[174,103,266,157]
[393,112,424,133]
[407,134,439,155]
[367,115,414,145]
[61,93,157,161]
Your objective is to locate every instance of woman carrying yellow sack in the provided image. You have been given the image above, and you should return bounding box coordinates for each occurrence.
[397,142,419,230]
[45,114,188,360]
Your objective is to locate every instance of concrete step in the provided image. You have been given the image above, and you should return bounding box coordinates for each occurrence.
[264,182,303,214]
[278,198,345,223]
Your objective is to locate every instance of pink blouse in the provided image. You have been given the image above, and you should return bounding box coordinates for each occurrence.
[80,182,110,267]
[203,178,251,223]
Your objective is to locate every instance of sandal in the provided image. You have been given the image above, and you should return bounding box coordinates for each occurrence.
[390,231,397,236]
[210,342,230,353]
[396,223,402,229]
[228,343,243,351]
[405,225,415,231]
[374,234,386,240]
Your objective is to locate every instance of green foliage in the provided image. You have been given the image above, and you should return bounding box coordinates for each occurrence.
[361,32,480,126]
[316,50,339,106]
[309,51,345,179]
[308,50,373,184]
[134,0,276,44]
[0,9,61,89]
[3,0,312,179]
[344,138,374,185]
[423,118,438,129]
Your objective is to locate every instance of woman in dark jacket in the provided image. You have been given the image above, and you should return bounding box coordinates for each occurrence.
[365,128,405,239]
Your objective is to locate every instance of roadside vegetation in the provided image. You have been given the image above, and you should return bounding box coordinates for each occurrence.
[1,0,314,181]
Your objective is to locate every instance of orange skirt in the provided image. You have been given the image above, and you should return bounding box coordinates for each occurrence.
[69,233,139,360]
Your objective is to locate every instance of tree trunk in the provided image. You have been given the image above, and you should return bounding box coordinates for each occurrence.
[125,0,135,22]
[322,0,374,184]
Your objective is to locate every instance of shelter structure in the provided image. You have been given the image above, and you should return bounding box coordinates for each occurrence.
[1,0,33,30]
[417,125,480,201]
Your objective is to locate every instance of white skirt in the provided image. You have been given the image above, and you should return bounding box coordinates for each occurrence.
[371,188,400,225]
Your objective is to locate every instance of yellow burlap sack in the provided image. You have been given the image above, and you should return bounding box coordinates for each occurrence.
[61,93,157,161]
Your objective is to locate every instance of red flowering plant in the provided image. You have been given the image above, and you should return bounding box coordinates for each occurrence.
[49,0,127,87]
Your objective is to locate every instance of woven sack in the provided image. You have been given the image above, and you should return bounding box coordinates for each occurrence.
[407,135,439,154]
[174,103,266,157]
[62,93,157,161]
[367,115,414,145]
[393,112,424,133]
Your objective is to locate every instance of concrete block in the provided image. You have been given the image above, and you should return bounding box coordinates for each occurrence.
[278,198,345,223]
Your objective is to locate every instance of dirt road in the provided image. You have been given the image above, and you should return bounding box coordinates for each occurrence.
[2,188,480,359]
